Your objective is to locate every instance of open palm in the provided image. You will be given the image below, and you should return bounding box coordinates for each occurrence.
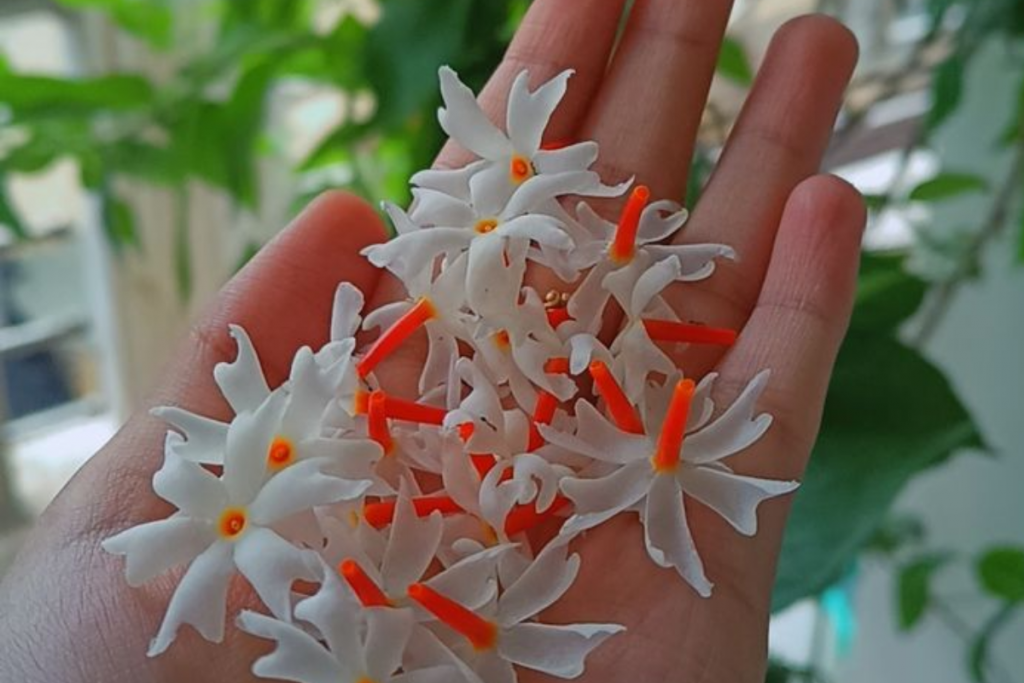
[0,1,864,681]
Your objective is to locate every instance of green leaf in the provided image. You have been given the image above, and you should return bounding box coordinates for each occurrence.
[1018,205,1024,264]
[897,553,951,630]
[850,252,927,333]
[909,172,989,202]
[100,139,185,186]
[977,547,1024,602]
[222,60,278,208]
[861,193,889,212]
[102,194,138,249]
[927,53,965,132]
[0,173,28,240]
[773,334,983,611]
[0,71,153,117]
[54,0,173,49]
[366,0,473,129]
[716,36,754,86]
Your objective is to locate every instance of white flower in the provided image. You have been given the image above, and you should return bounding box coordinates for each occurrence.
[540,372,798,596]
[359,252,475,394]
[103,391,377,655]
[429,67,627,209]
[240,567,458,683]
[322,490,506,613]
[406,541,624,682]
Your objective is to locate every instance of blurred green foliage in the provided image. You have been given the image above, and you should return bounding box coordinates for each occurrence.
[0,0,1021,680]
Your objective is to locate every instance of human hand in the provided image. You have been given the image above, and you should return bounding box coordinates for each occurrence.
[0,1,864,682]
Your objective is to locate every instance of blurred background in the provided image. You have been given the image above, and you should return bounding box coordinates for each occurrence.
[0,0,1021,681]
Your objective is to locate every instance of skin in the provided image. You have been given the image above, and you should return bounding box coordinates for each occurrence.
[0,1,866,681]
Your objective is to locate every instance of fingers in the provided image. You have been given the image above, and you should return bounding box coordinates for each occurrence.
[582,0,735,204]
[714,174,866,478]
[666,16,857,369]
[434,0,627,170]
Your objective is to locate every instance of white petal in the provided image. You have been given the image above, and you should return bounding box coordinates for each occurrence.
[643,474,712,597]
[537,403,648,465]
[497,215,571,250]
[153,449,227,520]
[500,622,625,679]
[637,199,689,243]
[566,264,613,329]
[409,188,477,227]
[466,235,526,319]
[410,160,486,201]
[362,225,472,281]
[364,300,414,335]
[630,256,681,317]
[148,542,234,656]
[498,541,579,626]
[533,142,598,174]
[235,528,318,620]
[365,608,415,680]
[238,611,344,683]
[506,69,572,157]
[213,325,270,414]
[294,568,364,667]
[559,461,653,535]
[425,545,508,610]
[438,66,512,160]
[646,243,735,282]
[510,338,576,402]
[331,282,365,341]
[469,161,515,217]
[382,495,444,595]
[282,347,333,438]
[502,171,594,219]
[422,322,461,394]
[102,517,212,587]
[223,391,288,504]
[251,458,372,525]
[685,370,773,465]
[681,466,798,536]
[152,408,228,465]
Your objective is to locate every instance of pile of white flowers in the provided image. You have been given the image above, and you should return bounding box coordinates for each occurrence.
[104,66,798,682]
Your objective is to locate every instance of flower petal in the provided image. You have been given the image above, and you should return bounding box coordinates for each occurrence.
[425,545,508,610]
[559,460,653,536]
[438,66,512,160]
[681,466,798,536]
[496,215,571,250]
[153,448,227,520]
[643,474,712,597]
[467,234,527,319]
[294,567,365,668]
[685,370,774,465]
[365,608,415,680]
[646,243,735,282]
[151,407,228,465]
[362,224,472,282]
[235,527,318,620]
[411,160,486,202]
[500,622,625,679]
[102,517,213,587]
[251,457,372,525]
[239,611,344,683]
[381,494,444,595]
[629,256,681,317]
[213,325,271,414]
[506,69,572,157]
[502,171,594,219]
[224,390,288,504]
[409,188,477,227]
[498,541,579,626]
[635,199,689,243]
[331,282,365,341]
[392,666,464,683]
[148,541,234,656]
[533,142,598,175]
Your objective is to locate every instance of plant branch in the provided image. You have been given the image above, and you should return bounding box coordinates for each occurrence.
[911,141,1024,346]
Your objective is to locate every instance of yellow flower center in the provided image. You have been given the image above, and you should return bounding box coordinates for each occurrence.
[475,218,500,234]
[266,435,295,471]
[509,154,534,184]
[217,507,248,540]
